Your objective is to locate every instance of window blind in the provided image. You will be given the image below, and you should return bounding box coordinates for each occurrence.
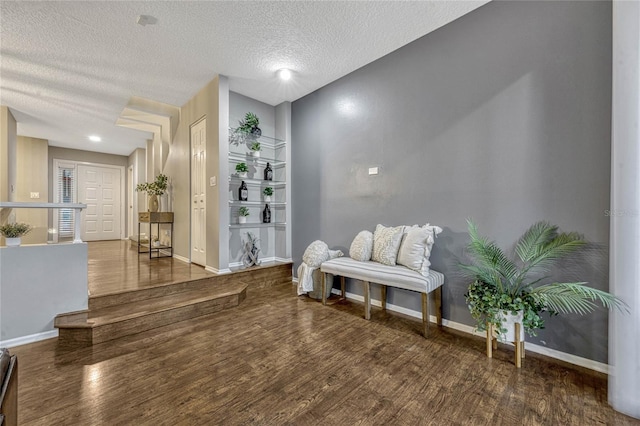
[57,166,76,237]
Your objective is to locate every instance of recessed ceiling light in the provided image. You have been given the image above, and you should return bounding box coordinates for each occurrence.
[89,135,101,142]
[277,69,292,81]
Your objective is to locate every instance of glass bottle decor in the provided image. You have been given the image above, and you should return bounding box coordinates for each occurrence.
[239,181,248,201]
[264,162,273,181]
[263,204,271,223]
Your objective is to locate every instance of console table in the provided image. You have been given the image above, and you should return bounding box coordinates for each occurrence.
[138,212,174,259]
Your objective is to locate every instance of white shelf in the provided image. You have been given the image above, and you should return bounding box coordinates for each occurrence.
[228,152,285,167]
[229,177,286,187]
[229,222,287,229]
[229,201,286,207]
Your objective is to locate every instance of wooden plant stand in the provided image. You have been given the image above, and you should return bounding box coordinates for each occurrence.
[486,322,525,368]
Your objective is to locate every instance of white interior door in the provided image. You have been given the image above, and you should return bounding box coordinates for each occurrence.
[128,166,133,238]
[191,118,206,266]
[78,164,122,241]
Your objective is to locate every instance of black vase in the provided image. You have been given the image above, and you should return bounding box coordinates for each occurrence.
[251,127,262,137]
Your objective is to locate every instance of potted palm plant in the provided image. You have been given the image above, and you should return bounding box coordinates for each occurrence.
[238,206,250,224]
[236,163,248,178]
[136,173,168,212]
[262,186,273,203]
[459,220,627,344]
[0,222,32,247]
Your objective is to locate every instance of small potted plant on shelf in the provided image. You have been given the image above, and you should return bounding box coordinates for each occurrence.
[152,235,160,247]
[136,173,168,212]
[250,142,261,158]
[238,207,250,224]
[236,163,249,178]
[262,186,273,203]
[236,112,261,137]
[0,222,32,247]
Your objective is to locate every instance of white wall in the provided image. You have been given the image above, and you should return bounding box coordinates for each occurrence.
[0,244,88,344]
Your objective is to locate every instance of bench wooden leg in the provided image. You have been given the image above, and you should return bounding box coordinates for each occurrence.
[340,276,346,299]
[381,285,387,311]
[422,292,429,338]
[521,341,525,359]
[321,272,327,306]
[486,322,493,358]
[364,281,371,320]
[435,287,442,326]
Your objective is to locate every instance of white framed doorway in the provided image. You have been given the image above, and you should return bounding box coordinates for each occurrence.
[190,117,206,266]
[53,159,125,242]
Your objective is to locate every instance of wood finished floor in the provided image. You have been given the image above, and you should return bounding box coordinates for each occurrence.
[87,240,215,297]
[12,283,639,425]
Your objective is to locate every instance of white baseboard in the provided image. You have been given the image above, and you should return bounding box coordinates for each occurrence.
[292,277,299,283]
[205,266,232,274]
[330,288,609,374]
[274,257,293,263]
[229,257,277,269]
[172,253,190,264]
[0,330,59,348]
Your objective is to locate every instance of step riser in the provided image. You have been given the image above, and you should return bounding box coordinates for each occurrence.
[59,289,246,346]
[90,263,292,310]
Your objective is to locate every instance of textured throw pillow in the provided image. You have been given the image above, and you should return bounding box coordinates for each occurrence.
[397,223,443,276]
[349,230,374,262]
[372,224,405,265]
[303,240,330,268]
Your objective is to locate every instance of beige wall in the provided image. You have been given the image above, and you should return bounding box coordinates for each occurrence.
[16,136,49,244]
[128,148,146,236]
[0,106,17,205]
[164,75,229,269]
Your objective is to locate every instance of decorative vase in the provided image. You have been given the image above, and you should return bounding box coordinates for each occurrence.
[251,127,262,137]
[238,172,248,179]
[153,241,161,247]
[264,195,271,203]
[497,310,525,343]
[251,151,260,158]
[148,194,159,212]
[239,216,247,224]
[5,237,21,247]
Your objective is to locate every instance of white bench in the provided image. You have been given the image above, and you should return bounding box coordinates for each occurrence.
[320,257,445,337]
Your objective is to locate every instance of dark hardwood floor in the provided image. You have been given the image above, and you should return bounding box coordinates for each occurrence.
[11,281,639,425]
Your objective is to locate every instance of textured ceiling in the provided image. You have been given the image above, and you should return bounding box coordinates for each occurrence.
[0,1,489,156]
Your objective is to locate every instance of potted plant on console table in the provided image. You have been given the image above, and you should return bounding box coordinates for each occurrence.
[459,220,627,366]
[136,173,168,212]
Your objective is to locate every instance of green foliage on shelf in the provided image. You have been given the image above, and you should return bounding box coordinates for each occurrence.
[250,142,261,152]
[236,163,249,173]
[262,187,274,196]
[239,207,250,217]
[237,112,260,134]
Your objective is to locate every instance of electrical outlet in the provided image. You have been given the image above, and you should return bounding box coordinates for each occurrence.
[30,192,40,199]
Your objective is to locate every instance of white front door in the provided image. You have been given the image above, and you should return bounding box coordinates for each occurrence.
[78,164,122,241]
[191,118,207,266]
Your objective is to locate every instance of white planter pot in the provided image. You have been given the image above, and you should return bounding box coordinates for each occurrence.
[5,237,21,247]
[264,196,272,203]
[497,310,525,343]
[238,172,248,178]
[239,216,247,224]
[153,241,161,247]
[251,151,260,158]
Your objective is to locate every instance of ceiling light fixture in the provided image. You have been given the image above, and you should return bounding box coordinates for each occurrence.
[89,135,101,142]
[137,15,158,27]
[277,68,292,81]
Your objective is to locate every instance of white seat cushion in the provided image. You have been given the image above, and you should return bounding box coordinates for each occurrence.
[320,257,444,294]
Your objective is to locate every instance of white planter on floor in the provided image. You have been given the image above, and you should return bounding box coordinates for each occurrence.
[497,310,525,343]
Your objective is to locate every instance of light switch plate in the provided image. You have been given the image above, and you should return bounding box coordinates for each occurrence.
[30,192,40,199]
[368,167,379,175]
[210,176,216,186]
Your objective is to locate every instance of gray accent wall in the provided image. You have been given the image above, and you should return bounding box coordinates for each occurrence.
[292,1,612,362]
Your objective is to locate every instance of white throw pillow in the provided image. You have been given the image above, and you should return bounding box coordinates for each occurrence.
[371,224,405,266]
[349,230,374,262]
[303,240,330,268]
[397,223,443,276]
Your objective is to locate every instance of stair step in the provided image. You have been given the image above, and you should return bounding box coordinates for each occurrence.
[55,282,247,346]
